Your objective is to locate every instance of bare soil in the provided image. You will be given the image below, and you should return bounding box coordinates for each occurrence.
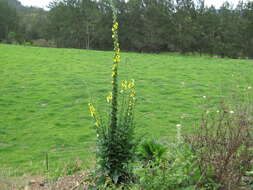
[0,172,89,190]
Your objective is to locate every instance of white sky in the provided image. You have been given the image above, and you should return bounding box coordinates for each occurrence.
[18,0,244,9]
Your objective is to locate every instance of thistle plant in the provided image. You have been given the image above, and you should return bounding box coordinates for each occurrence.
[88,1,136,186]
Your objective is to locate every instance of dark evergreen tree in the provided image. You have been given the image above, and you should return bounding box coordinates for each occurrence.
[0,0,18,41]
[1,0,253,59]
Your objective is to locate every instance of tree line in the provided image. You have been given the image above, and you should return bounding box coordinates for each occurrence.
[0,0,48,43]
[1,0,253,58]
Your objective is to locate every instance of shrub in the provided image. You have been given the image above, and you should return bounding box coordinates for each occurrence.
[137,139,167,164]
[134,142,203,190]
[88,1,137,187]
[244,169,253,188]
[134,127,202,190]
[7,31,16,44]
[32,39,56,47]
[188,101,253,190]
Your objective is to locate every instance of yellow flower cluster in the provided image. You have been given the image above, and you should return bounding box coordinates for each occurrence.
[88,103,101,127]
[128,79,135,88]
[112,63,117,70]
[112,22,118,32]
[113,55,121,63]
[107,92,113,103]
[88,103,96,117]
[129,89,136,106]
[130,90,136,98]
[95,120,100,127]
[120,79,136,107]
[121,79,135,89]
[121,80,128,89]
[111,19,120,81]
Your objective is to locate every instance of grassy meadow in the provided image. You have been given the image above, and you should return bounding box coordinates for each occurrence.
[0,44,253,176]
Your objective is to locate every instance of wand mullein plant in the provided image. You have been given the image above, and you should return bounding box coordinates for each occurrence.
[88,0,136,186]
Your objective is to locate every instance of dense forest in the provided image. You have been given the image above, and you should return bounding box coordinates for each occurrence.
[0,0,253,58]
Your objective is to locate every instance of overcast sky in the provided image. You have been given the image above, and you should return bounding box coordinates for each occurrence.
[19,0,244,9]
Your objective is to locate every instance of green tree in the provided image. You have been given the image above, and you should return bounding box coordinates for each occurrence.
[174,0,198,53]
[0,0,18,41]
[1,0,249,58]
[242,1,253,58]
[48,0,99,49]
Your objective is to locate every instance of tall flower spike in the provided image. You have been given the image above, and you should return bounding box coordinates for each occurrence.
[110,1,121,131]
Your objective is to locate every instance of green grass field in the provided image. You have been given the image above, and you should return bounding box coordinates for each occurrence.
[1,44,253,176]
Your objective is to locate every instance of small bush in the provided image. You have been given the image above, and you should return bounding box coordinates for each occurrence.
[23,41,32,46]
[134,142,203,190]
[7,31,16,44]
[188,102,253,190]
[32,39,56,47]
[137,139,167,164]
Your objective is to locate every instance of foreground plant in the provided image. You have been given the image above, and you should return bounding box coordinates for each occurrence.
[137,139,167,164]
[88,0,136,186]
[134,138,201,190]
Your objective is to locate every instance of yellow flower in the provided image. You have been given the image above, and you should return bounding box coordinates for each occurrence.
[88,103,96,117]
[130,90,136,98]
[121,80,127,89]
[116,55,121,62]
[107,92,112,103]
[113,22,118,30]
[95,120,100,127]
[112,34,115,39]
[128,79,135,88]
[113,54,120,63]
[112,71,116,77]
[112,64,117,71]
